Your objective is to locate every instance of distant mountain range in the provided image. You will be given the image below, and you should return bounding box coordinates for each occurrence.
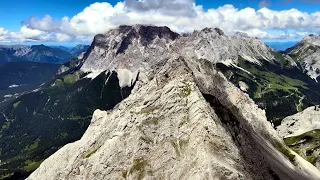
[0,44,89,64]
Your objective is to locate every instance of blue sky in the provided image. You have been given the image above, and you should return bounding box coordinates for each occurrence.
[0,0,320,44]
[1,0,99,31]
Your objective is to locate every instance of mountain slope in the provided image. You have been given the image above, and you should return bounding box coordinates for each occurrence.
[0,62,60,103]
[0,61,59,90]
[0,67,136,179]
[69,45,90,56]
[277,106,320,169]
[23,45,72,63]
[29,57,320,180]
[286,35,320,81]
[216,57,320,126]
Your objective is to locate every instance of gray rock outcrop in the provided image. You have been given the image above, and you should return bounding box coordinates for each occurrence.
[28,25,320,180]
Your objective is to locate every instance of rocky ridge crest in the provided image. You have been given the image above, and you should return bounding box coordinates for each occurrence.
[29,57,320,179]
[81,25,275,73]
[28,25,320,179]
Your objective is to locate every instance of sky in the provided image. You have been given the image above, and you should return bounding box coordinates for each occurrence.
[0,0,320,44]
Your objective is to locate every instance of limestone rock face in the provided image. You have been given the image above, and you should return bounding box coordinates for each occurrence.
[286,35,320,81]
[29,58,320,180]
[28,25,320,180]
[277,106,320,138]
[81,25,180,72]
[81,25,275,73]
[277,106,320,170]
[174,28,274,64]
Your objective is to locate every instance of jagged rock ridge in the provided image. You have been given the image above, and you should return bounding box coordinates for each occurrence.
[286,35,320,81]
[81,24,275,73]
[29,57,320,179]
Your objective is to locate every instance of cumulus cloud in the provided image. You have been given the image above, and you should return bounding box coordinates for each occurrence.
[27,15,61,32]
[55,33,72,42]
[1,0,320,43]
[0,26,72,43]
[0,27,9,36]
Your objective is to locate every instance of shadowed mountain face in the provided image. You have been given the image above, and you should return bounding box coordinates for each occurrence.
[216,57,320,126]
[0,44,89,64]
[0,25,320,179]
[0,69,136,179]
[0,62,60,103]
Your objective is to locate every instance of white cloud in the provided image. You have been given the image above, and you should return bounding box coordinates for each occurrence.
[27,15,61,32]
[55,33,72,42]
[0,27,9,36]
[2,0,320,43]
[0,26,72,43]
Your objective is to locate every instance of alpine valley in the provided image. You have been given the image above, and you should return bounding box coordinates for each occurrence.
[1,25,320,180]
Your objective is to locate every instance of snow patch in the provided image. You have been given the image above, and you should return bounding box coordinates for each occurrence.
[8,84,20,88]
[222,59,252,75]
[32,88,41,92]
[116,69,139,88]
[241,54,262,65]
[4,94,13,98]
[84,71,104,79]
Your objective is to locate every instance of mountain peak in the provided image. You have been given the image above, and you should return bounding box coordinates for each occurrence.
[91,25,180,50]
[199,27,225,36]
[82,24,274,72]
[301,34,320,46]
[116,24,180,42]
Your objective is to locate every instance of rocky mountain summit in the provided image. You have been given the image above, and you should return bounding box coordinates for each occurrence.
[286,34,320,81]
[81,25,275,73]
[81,25,320,124]
[27,25,320,180]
